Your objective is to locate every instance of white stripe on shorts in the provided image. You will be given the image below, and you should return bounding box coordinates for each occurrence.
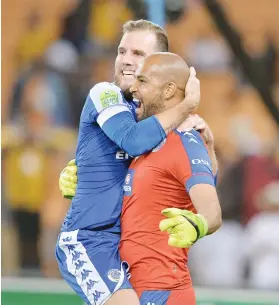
[58,230,111,305]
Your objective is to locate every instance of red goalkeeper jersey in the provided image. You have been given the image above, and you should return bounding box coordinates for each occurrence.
[119,129,216,293]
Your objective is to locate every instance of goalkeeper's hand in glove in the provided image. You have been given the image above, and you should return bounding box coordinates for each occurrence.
[59,159,78,199]
[159,208,208,248]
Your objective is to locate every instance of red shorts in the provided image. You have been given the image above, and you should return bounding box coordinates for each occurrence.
[138,287,196,305]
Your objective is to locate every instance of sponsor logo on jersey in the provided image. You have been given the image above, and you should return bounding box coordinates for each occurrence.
[107,269,121,282]
[191,158,211,169]
[126,102,134,110]
[116,150,130,160]
[189,138,198,144]
[123,185,131,192]
[125,174,131,184]
[123,169,135,196]
[100,90,119,108]
[183,131,196,137]
[152,138,166,152]
[179,130,201,145]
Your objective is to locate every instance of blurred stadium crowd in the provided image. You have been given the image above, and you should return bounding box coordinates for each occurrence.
[2,0,279,291]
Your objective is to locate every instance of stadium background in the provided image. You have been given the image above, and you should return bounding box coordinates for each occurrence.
[1,0,279,304]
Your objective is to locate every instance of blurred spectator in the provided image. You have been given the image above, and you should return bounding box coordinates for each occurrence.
[11,39,81,127]
[189,221,246,288]
[60,0,90,53]
[190,128,279,288]
[217,129,278,224]
[241,149,279,224]
[233,38,277,90]
[1,183,20,276]
[87,0,133,52]
[244,180,279,290]
[2,76,76,276]
[44,39,79,74]
[165,0,186,23]
[186,37,232,73]
[16,9,59,69]
[127,0,147,19]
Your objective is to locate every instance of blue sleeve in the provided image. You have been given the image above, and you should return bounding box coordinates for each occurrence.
[102,111,166,157]
[88,81,166,156]
[178,130,215,192]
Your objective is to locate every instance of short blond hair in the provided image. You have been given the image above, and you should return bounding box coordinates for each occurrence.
[122,19,169,52]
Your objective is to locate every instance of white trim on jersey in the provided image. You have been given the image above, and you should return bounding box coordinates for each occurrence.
[58,230,111,305]
[97,105,131,128]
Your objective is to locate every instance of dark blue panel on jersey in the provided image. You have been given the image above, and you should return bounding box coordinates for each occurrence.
[175,129,215,192]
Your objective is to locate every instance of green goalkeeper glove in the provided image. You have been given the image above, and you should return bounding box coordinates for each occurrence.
[159,208,208,248]
[59,159,78,199]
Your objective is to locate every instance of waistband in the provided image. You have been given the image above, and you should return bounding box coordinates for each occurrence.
[88,221,120,234]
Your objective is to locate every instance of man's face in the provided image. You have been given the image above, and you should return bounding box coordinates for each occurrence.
[114,30,159,99]
[130,61,165,121]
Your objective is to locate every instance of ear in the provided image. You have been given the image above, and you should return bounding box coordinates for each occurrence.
[163,82,177,100]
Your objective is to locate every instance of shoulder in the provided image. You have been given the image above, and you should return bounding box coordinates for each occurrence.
[176,130,213,173]
[175,129,206,150]
[88,82,126,113]
[89,82,122,103]
[174,129,211,164]
[89,82,122,94]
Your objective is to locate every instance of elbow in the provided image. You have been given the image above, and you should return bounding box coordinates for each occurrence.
[121,142,146,157]
[120,130,150,157]
[207,210,222,235]
[117,119,164,157]
[117,124,148,157]
[211,213,222,233]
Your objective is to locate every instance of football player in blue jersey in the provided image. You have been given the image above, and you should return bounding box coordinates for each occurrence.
[55,20,200,305]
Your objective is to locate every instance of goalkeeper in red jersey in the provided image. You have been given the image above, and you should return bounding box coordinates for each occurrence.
[119,52,221,304]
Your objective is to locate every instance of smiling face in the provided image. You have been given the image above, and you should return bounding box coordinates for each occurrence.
[130,52,190,121]
[130,60,166,121]
[114,30,159,99]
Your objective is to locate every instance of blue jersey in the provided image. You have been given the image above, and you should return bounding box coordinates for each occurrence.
[62,82,166,232]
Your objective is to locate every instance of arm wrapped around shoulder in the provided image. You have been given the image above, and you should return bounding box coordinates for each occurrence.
[102,112,166,157]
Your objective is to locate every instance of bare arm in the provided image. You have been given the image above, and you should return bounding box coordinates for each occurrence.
[207,146,218,176]
[189,184,222,234]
